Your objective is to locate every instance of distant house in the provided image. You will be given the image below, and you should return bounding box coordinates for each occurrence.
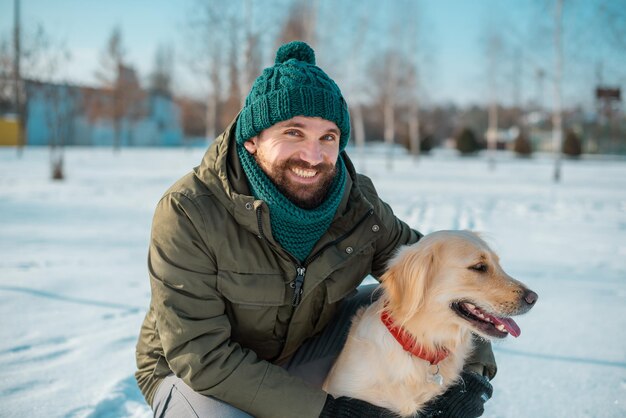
[0,114,21,146]
[24,79,184,147]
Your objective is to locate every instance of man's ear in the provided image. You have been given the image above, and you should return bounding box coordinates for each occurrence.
[243,137,258,154]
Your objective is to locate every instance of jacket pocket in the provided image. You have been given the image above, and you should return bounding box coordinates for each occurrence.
[325,244,375,304]
[217,271,286,358]
[311,248,375,335]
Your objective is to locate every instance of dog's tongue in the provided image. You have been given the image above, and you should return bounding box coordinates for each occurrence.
[491,315,521,337]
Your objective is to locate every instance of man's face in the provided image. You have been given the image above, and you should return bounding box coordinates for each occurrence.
[244,116,341,209]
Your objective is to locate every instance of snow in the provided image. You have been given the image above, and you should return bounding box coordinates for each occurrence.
[1,146,625,418]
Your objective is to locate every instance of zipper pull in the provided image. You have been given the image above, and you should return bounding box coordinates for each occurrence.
[291,267,306,307]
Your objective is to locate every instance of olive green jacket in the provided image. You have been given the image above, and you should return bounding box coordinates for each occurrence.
[135,117,496,418]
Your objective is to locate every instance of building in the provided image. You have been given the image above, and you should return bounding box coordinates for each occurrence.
[20,78,183,147]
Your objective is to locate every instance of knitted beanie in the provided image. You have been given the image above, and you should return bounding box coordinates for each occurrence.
[236,41,351,150]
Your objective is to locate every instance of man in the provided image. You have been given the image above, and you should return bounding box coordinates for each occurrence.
[135,41,496,418]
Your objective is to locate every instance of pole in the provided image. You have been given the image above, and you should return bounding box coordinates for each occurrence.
[552,0,563,182]
[14,0,23,155]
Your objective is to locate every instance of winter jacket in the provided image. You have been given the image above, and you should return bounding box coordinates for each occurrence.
[135,116,497,418]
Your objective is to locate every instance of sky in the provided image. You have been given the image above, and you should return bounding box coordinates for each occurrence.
[0,0,624,108]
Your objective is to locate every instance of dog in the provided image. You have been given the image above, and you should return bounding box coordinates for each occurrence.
[323,230,538,416]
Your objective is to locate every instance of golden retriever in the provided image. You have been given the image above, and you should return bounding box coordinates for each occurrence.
[323,230,538,416]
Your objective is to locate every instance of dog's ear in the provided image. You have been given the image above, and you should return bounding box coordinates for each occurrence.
[381,242,438,321]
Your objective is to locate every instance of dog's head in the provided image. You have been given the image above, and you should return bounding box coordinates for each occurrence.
[380,230,538,339]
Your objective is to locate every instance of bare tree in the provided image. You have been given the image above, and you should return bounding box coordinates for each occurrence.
[0,37,13,114]
[344,8,370,170]
[383,52,398,151]
[369,49,414,170]
[407,64,421,160]
[29,80,77,179]
[1,19,58,154]
[13,0,22,153]
[95,26,126,151]
[149,44,174,145]
[184,0,288,138]
[118,64,146,147]
[221,21,242,128]
[552,0,564,182]
[94,27,145,150]
[276,0,318,47]
[241,0,262,106]
[367,2,419,170]
[150,44,174,96]
[95,26,125,87]
[184,2,226,140]
[404,0,426,161]
[12,23,73,178]
[484,30,504,169]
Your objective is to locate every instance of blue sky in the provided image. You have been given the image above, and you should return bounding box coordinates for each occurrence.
[1,0,624,108]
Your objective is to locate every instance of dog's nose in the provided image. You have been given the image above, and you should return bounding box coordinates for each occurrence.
[523,290,538,306]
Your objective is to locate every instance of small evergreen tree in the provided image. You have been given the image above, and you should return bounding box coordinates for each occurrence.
[456,128,481,155]
[513,132,533,157]
[420,134,434,154]
[563,130,582,157]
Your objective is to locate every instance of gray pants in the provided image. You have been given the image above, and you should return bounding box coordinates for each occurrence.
[152,284,379,418]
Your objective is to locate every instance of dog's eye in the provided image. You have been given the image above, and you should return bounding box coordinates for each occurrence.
[469,263,488,273]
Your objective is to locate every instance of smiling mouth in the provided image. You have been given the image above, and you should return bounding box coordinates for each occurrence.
[451,301,521,338]
[291,167,317,178]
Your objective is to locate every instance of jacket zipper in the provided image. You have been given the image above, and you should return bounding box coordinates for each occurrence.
[291,267,306,306]
[256,206,375,307]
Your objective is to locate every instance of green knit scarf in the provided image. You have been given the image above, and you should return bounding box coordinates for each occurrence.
[237,143,346,263]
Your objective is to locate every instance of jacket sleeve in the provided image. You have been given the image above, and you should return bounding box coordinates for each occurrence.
[148,192,327,418]
[357,175,423,278]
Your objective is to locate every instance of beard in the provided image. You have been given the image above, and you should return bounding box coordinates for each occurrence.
[254,155,337,210]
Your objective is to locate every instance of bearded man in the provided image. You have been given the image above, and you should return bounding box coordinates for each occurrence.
[135,41,496,418]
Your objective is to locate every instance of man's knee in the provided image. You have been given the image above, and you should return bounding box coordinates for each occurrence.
[152,375,252,418]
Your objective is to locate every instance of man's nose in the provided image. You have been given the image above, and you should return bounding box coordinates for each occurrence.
[298,139,324,165]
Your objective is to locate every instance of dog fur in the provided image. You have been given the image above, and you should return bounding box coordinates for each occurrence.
[323,230,537,416]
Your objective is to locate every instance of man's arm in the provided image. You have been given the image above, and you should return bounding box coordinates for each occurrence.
[356,174,422,278]
[148,192,327,418]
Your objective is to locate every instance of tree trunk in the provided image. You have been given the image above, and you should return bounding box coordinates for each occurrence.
[552,0,563,182]
[409,101,421,160]
[487,101,498,170]
[384,98,395,171]
[113,118,121,153]
[50,146,64,180]
[352,103,366,172]
[205,94,217,141]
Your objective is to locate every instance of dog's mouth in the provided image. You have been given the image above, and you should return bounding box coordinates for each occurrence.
[451,301,521,338]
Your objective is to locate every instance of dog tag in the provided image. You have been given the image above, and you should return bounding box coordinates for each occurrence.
[428,364,444,386]
[428,372,444,386]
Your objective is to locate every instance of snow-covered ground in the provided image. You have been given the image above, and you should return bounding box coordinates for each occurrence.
[1,146,625,418]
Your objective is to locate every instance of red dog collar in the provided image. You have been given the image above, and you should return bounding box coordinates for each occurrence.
[380,310,449,365]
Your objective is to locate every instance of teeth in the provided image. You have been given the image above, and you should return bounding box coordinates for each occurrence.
[462,302,496,324]
[292,168,316,178]
[462,302,500,326]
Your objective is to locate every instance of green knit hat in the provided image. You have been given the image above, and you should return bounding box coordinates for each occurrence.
[236,41,350,151]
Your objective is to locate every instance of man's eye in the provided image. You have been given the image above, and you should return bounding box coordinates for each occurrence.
[322,134,337,141]
[285,130,301,136]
